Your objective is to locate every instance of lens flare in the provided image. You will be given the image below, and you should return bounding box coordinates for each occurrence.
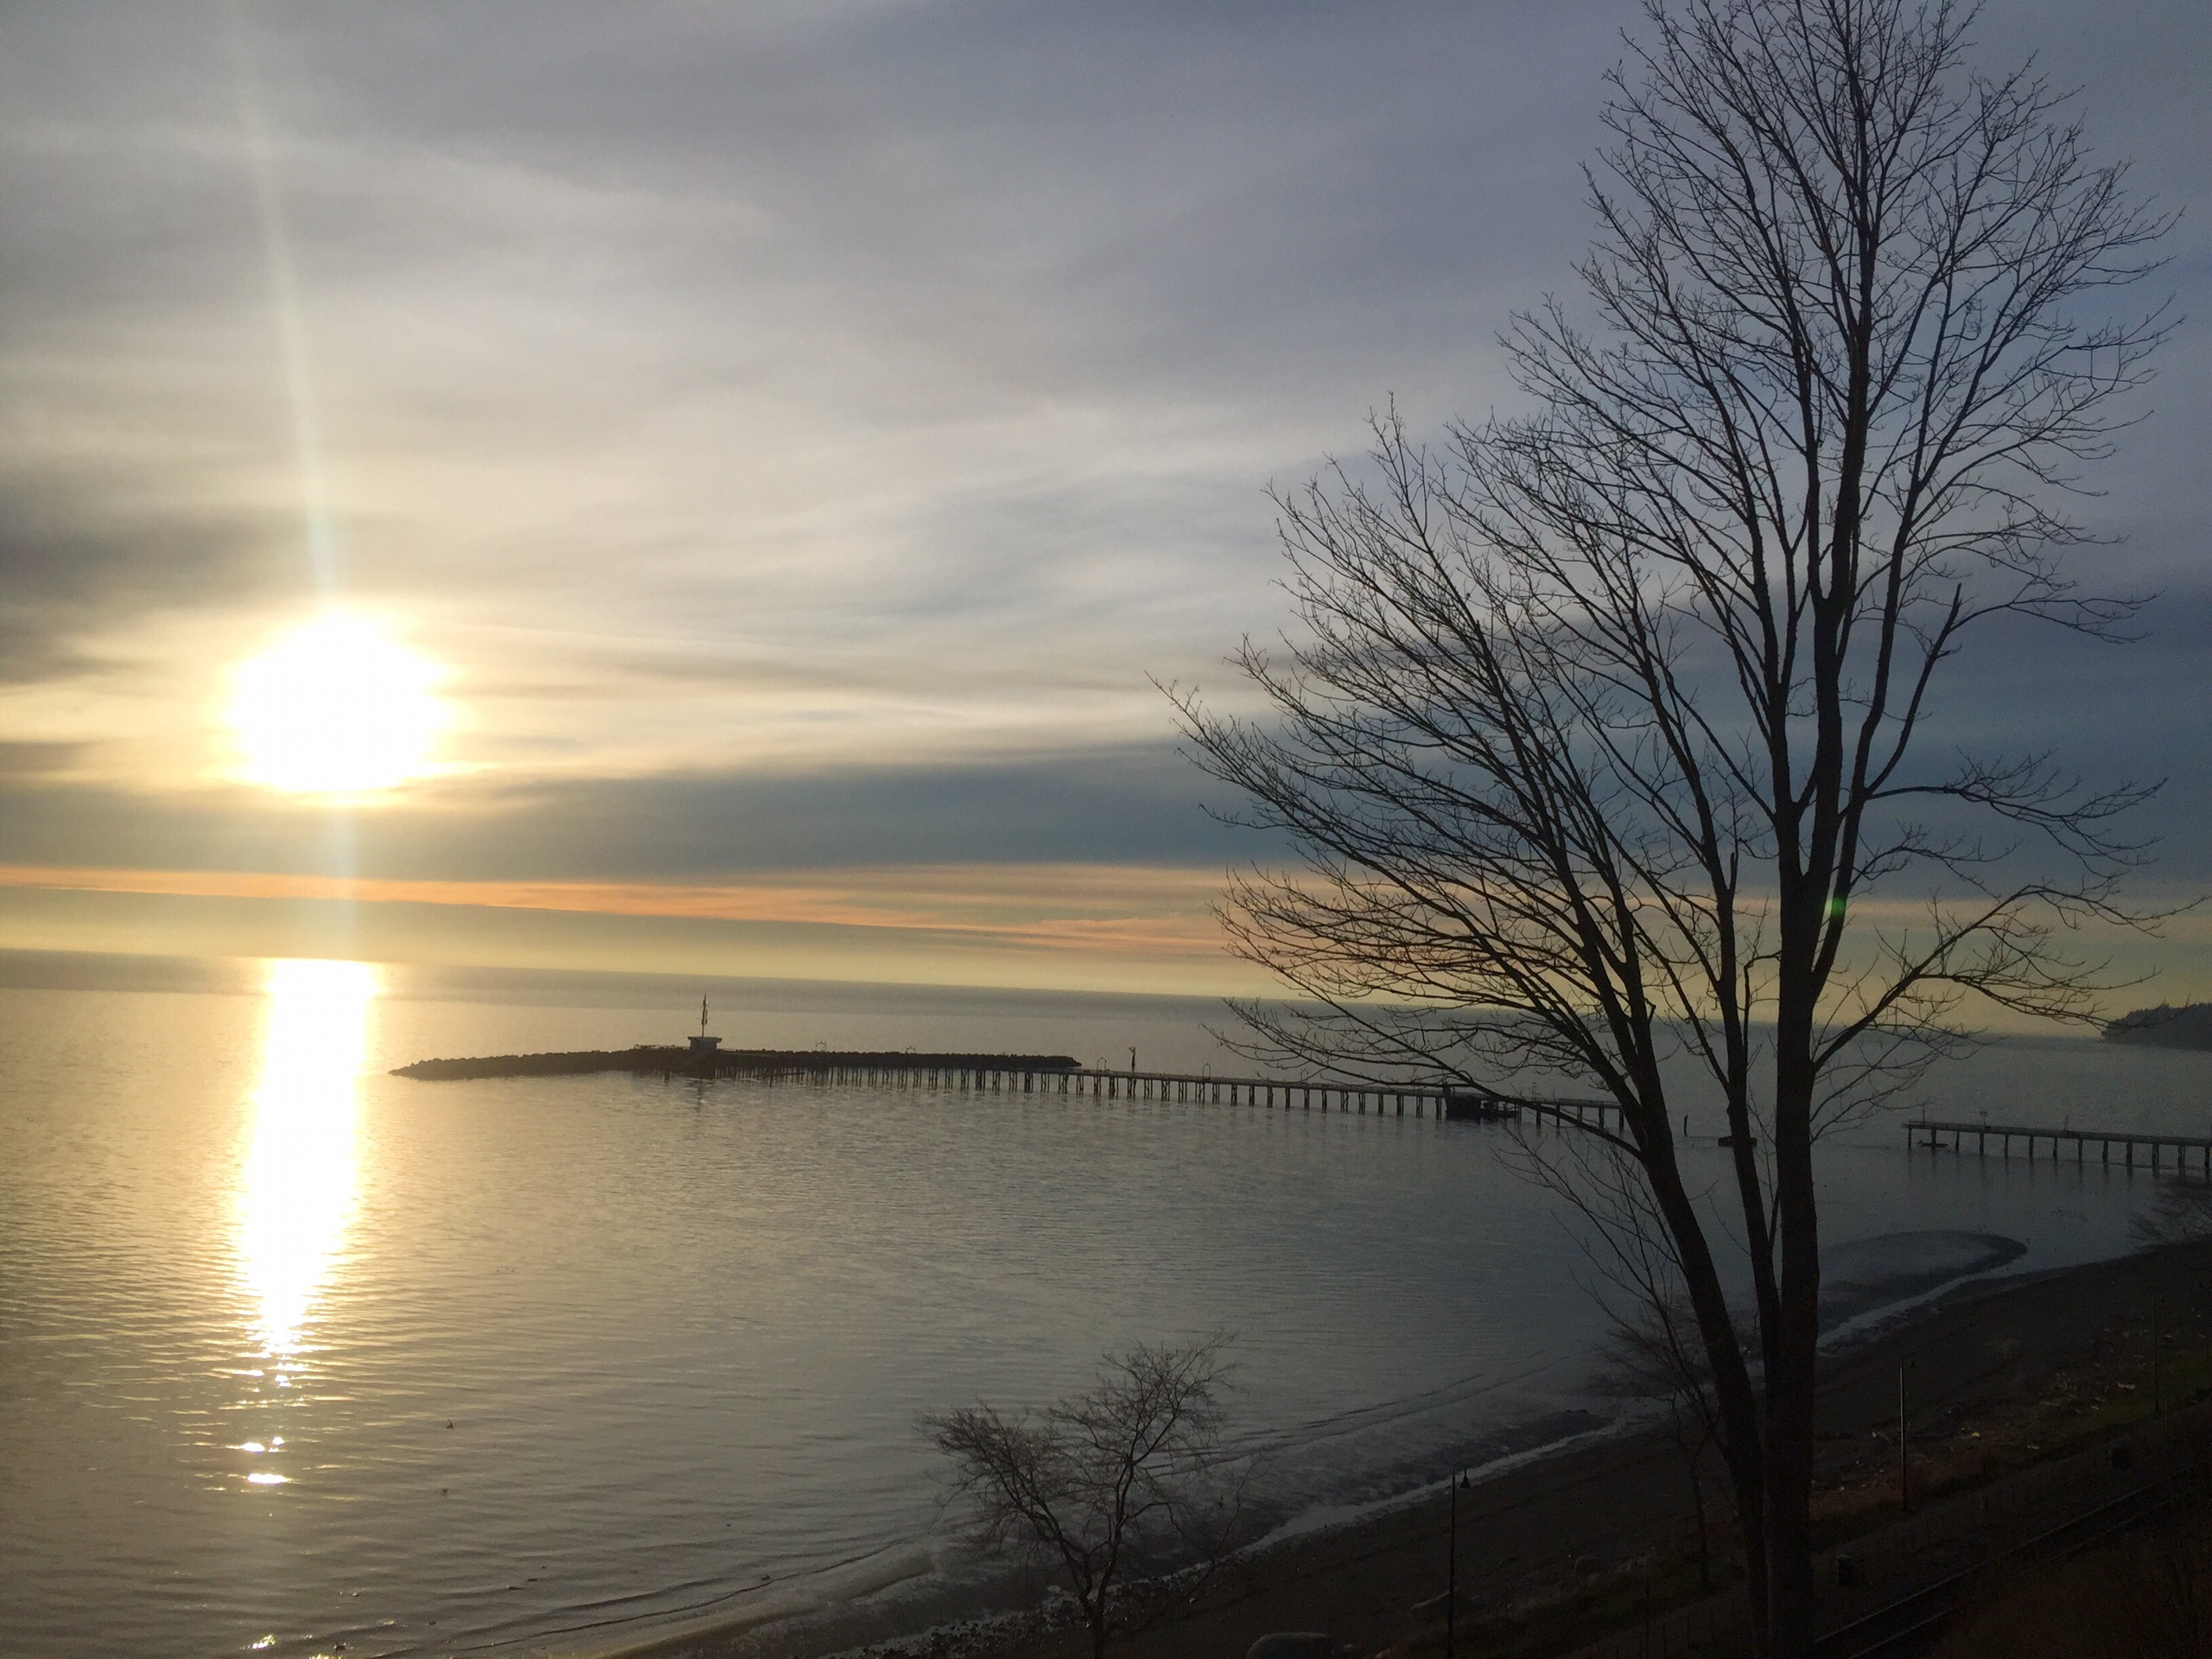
[227,613,448,795]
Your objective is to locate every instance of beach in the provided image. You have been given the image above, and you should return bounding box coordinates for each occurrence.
[615,1229,2212,1659]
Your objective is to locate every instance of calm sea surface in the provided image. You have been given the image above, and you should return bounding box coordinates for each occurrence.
[8,950,2212,1658]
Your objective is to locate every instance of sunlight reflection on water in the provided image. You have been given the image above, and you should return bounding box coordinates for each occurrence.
[236,960,373,1427]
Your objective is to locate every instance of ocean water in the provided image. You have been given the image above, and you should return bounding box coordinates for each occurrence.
[6,950,2212,1659]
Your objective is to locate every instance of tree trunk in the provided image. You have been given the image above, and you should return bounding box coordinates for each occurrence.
[1763,1325,1819,1659]
[1687,1440,1712,1596]
[1723,1433,1773,1657]
[1764,998,1822,1658]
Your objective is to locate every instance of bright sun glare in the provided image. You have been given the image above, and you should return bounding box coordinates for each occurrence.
[229,613,448,794]
[239,957,374,1362]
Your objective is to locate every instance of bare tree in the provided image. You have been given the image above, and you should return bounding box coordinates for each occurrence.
[922,1339,1241,1659]
[1173,3,2167,1652]
[1596,1292,1743,1593]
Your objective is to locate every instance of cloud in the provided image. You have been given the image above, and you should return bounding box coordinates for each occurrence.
[0,0,2206,977]
[0,860,1236,959]
[0,741,90,778]
[0,3,1639,760]
[0,461,288,683]
[0,878,1277,998]
[0,742,1275,878]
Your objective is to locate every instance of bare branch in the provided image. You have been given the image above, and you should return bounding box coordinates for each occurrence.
[921,1339,1247,1659]
[1173,5,2166,1653]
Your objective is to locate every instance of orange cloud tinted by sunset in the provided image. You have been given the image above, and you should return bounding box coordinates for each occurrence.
[0,863,1231,958]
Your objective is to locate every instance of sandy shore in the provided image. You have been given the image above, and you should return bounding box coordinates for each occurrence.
[602,1232,2212,1659]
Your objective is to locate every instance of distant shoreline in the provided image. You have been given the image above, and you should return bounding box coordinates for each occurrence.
[2103,1002,2212,1052]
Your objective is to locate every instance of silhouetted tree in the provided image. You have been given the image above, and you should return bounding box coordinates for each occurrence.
[1596,1292,1746,1593]
[1176,3,2166,1651]
[922,1339,1240,1659]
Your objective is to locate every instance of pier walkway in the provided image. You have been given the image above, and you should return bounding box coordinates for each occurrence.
[400,1050,2212,1164]
[721,1058,1626,1130]
[395,1044,1625,1130]
[1905,1116,2212,1177]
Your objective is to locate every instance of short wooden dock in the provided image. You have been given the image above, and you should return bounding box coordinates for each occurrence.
[1905,1117,2212,1177]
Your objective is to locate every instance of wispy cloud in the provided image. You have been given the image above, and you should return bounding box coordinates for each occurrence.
[0,861,1234,957]
[1,1,2207,984]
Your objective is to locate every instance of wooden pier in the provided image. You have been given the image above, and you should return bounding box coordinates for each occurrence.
[685,1058,1631,1131]
[1905,1117,2212,1178]
[397,1046,1625,1129]
[395,1049,2212,1165]
[711,1060,1626,1128]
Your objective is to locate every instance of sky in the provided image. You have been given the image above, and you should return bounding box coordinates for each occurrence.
[2,1,2209,1001]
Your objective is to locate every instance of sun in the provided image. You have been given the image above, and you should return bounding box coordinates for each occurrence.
[228,613,449,795]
